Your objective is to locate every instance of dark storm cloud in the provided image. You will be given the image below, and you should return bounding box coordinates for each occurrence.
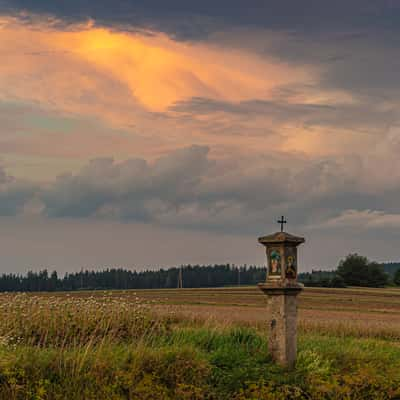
[3,0,400,39]
[257,30,400,99]
[0,166,37,216]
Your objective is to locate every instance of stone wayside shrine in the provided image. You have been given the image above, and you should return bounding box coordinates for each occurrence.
[258,217,305,368]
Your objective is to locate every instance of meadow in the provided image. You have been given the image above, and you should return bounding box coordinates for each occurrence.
[0,287,400,399]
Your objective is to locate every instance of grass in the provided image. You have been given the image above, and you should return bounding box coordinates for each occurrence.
[0,288,399,399]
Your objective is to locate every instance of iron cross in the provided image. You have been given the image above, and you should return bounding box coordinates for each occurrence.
[277,216,287,232]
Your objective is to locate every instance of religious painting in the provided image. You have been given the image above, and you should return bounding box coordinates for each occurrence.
[268,248,281,276]
[285,247,297,279]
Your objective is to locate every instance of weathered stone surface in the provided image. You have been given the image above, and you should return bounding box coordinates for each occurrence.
[258,285,302,368]
[258,231,305,246]
[257,227,305,369]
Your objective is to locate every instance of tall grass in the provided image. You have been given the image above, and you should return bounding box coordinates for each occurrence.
[0,293,169,348]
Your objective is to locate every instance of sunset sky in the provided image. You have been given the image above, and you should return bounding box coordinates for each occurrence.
[1,1,400,273]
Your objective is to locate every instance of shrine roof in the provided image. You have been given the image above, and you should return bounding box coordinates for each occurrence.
[258,231,305,246]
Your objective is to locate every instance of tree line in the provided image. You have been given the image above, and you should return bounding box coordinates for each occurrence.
[0,264,266,292]
[0,254,398,292]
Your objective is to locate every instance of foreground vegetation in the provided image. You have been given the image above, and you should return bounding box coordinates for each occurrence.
[0,290,400,399]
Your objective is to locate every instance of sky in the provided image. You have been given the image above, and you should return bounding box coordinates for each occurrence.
[1,1,400,274]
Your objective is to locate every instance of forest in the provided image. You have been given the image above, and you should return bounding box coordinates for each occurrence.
[0,264,266,292]
[0,255,397,291]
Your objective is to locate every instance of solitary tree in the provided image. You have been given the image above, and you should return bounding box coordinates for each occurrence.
[337,253,388,287]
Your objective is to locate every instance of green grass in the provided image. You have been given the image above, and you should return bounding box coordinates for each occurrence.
[1,326,400,399]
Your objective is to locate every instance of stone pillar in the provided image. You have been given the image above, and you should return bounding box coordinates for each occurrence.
[257,230,305,369]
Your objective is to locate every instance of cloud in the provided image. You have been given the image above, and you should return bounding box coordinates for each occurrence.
[233,27,400,101]
[31,141,400,234]
[0,165,36,216]
[171,94,395,134]
[3,0,400,40]
[40,146,212,220]
[313,210,400,230]
[0,15,313,117]
[0,99,162,181]
[2,11,400,175]
[0,137,399,246]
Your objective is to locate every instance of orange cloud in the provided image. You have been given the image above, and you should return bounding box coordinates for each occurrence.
[0,15,314,116]
[58,28,314,112]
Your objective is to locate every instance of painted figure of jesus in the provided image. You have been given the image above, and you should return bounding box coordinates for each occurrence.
[269,250,281,275]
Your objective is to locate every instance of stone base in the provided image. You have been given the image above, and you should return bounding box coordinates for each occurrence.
[258,280,304,292]
[258,282,303,369]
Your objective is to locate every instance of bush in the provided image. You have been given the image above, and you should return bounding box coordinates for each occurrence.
[329,275,346,288]
[393,269,400,286]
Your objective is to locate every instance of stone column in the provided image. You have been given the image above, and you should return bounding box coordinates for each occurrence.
[257,230,305,369]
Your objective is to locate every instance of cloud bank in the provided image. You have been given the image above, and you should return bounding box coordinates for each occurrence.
[2,140,400,237]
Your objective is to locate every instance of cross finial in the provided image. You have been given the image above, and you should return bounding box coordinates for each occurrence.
[277,216,287,232]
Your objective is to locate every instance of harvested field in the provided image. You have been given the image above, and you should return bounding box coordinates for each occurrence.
[23,286,400,339]
[142,286,400,339]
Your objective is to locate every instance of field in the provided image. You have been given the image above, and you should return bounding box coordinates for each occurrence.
[0,286,400,399]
